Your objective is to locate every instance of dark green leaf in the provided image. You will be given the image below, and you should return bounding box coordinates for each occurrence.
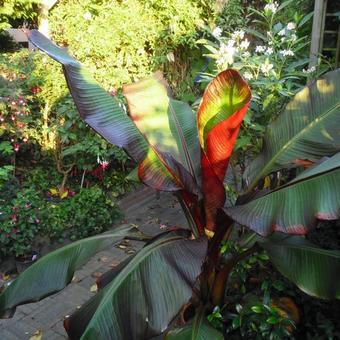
[259,234,340,299]
[227,152,340,235]
[0,225,136,318]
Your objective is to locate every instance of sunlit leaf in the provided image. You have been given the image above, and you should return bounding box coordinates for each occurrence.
[245,69,340,190]
[226,153,340,235]
[197,69,251,231]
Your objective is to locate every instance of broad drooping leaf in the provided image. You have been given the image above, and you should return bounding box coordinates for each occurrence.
[197,69,251,231]
[123,72,201,183]
[123,73,203,235]
[245,69,340,190]
[165,307,223,340]
[259,234,340,299]
[64,234,207,340]
[27,30,198,202]
[226,152,340,235]
[0,225,136,318]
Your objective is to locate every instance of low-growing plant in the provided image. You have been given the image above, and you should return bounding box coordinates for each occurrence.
[0,188,43,257]
[45,186,122,241]
[0,30,339,340]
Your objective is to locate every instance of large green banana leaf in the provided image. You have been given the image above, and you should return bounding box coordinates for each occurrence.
[245,69,340,190]
[123,72,201,183]
[165,307,223,340]
[0,225,136,318]
[27,30,198,197]
[64,235,207,340]
[225,152,340,235]
[259,234,340,299]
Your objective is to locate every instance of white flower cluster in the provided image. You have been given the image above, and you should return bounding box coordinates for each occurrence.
[231,30,245,41]
[260,62,274,74]
[217,40,236,66]
[303,66,316,74]
[280,49,294,57]
[264,1,279,14]
[278,22,297,40]
[216,30,250,67]
[255,45,273,55]
[212,27,222,39]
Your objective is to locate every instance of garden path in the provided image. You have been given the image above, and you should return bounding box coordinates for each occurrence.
[0,186,188,339]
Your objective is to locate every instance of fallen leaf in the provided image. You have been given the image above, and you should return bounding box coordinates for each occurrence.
[90,284,98,293]
[109,260,120,267]
[29,329,43,340]
[100,256,109,262]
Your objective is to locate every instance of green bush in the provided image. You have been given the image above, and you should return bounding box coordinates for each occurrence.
[49,0,215,89]
[44,186,122,241]
[0,188,43,257]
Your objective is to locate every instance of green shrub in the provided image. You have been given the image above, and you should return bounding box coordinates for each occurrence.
[0,188,43,257]
[49,0,215,89]
[44,186,122,241]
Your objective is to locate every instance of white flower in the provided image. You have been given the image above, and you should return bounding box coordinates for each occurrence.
[83,11,92,20]
[261,60,274,74]
[287,22,296,30]
[280,49,294,57]
[255,45,265,53]
[231,30,245,40]
[243,51,251,57]
[278,29,286,36]
[217,43,236,66]
[244,71,253,80]
[291,33,297,42]
[264,2,279,14]
[303,66,316,74]
[227,39,235,48]
[265,47,273,55]
[212,27,222,38]
[240,39,250,50]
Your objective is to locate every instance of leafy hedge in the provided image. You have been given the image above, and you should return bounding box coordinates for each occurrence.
[49,0,215,88]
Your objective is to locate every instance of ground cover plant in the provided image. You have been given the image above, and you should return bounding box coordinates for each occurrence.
[0,25,340,340]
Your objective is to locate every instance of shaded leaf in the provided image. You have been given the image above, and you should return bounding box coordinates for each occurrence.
[165,308,223,340]
[226,152,340,235]
[65,235,207,340]
[0,225,136,318]
[259,234,340,299]
[245,69,340,190]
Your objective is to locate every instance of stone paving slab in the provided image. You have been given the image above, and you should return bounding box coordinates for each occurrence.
[0,187,187,339]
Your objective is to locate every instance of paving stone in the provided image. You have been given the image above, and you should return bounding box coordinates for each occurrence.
[42,328,67,339]
[0,316,41,339]
[1,186,186,337]
[51,320,68,337]
[0,327,20,340]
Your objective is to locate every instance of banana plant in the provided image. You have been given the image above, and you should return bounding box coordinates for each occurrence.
[1,30,340,339]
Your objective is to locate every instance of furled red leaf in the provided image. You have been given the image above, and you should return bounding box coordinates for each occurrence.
[197,69,251,231]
